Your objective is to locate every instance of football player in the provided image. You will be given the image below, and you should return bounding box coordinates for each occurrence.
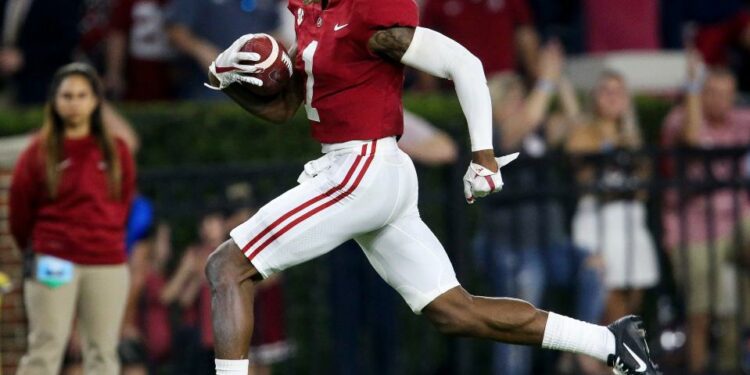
[204,0,660,373]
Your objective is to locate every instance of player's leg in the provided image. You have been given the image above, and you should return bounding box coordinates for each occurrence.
[423,286,547,343]
[206,249,290,369]
[355,214,548,344]
[357,214,659,374]
[205,240,260,360]
[207,142,384,375]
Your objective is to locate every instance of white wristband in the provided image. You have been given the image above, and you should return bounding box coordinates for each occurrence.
[535,79,556,94]
[685,65,707,94]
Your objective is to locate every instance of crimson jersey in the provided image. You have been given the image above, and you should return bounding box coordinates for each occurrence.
[288,0,419,143]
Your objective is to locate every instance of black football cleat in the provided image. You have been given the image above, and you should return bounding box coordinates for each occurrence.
[606,315,661,375]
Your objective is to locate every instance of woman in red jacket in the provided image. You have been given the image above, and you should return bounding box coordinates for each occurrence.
[10,62,135,375]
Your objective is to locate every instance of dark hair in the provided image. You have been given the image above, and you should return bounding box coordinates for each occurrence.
[40,62,121,199]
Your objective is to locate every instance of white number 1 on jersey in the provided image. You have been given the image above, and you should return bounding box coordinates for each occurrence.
[302,41,320,122]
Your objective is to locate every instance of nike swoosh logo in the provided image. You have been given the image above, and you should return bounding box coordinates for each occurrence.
[623,343,647,372]
[334,23,348,31]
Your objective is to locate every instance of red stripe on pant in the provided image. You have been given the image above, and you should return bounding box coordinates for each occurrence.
[484,175,495,191]
[248,143,376,260]
[241,143,368,254]
[243,140,377,258]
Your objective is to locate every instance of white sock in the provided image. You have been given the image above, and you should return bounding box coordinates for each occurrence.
[215,359,250,375]
[541,312,616,362]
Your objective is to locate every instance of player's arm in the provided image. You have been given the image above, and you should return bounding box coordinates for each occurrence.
[369,27,511,203]
[206,35,304,123]
[369,27,495,166]
[207,65,304,124]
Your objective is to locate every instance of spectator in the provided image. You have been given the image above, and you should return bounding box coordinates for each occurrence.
[0,0,83,105]
[160,209,293,375]
[688,0,750,67]
[66,196,155,375]
[582,0,660,53]
[105,0,176,101]
[418,0,539,89]
[164,0,281,100]
[477,43,606,375]
[527,0,584,54]
[78,0,116,71]
[134,223,174,371]
[661,51,750,373]
[397,110,458,165]
[9,62,136,374]
[245,276,291,375]
[60,85,143,375]
[565,71,660,325]
[119,195,157,375]
[102,101,141,151]
[327,239,400,375]
[692,1,750,92]
[662,1,750,90]
[161,212,225,374]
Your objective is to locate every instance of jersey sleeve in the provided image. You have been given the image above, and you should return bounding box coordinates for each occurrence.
[359,0,419,33]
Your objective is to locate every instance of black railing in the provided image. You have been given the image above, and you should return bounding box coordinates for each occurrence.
[138,145,750,374]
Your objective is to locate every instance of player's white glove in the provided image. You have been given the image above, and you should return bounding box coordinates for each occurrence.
[205,34,264,90]
[462,152,519,204]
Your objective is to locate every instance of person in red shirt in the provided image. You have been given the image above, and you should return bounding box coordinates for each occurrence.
[10,62,136,375]
[419,0,539,85]
[105,0,176,101]
[583,0,660,53]
[693,11,750,67]
[201,0,660,373]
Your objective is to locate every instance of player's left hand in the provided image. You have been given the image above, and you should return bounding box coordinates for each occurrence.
[205,34,264,90]
[462,152,519,204]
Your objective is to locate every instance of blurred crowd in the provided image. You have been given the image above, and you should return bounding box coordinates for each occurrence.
[52,206,292,375]
[4,0,750,105]
[5,0,750,374]
[82,206,294,375]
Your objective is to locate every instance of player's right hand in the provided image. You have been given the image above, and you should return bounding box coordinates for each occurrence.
[205,34,264,90]
[462,152,518,204]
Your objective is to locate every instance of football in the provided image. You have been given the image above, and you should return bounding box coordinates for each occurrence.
[239,34,293,97]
